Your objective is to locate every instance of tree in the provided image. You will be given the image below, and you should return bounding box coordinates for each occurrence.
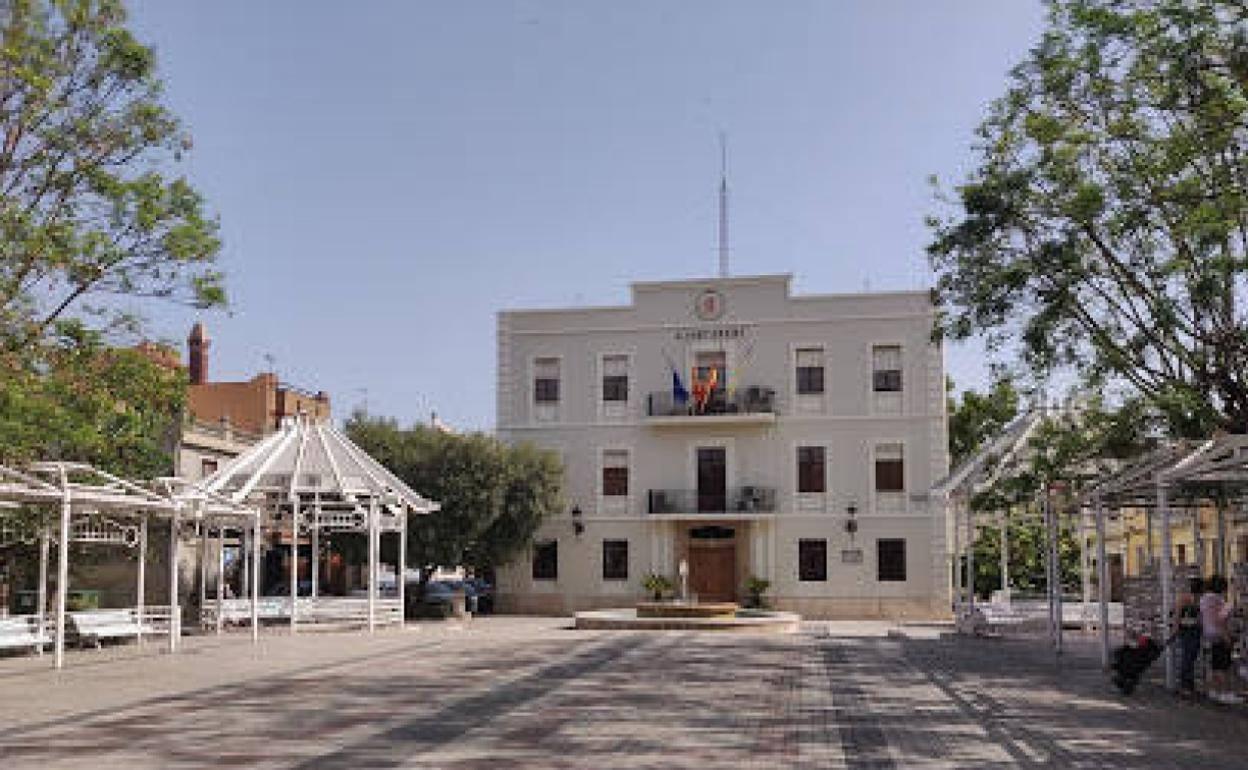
[0,321,185,476]
[344,412,564,581]
[929,0,1248,437]
[1,0,224,354]
[948,377,1021,467]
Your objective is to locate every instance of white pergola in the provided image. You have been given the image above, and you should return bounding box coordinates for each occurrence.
[201,416,439,632]
[0,461,259,668]
[1080,434,1248,689]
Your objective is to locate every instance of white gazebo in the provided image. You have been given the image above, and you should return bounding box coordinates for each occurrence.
[0,462,260,668]
[201,416,439,632]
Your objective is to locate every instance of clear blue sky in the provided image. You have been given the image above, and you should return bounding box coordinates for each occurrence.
[127,1,1046,431]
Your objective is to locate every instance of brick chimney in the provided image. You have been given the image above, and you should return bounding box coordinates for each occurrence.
[187,322,210,385]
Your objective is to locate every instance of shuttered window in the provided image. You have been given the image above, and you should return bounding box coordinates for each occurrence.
[797,446,826,494]
[602,354,629,402]
[602,539,628,580]
[875,444,904,492]
[532,540,558,580]
[795,348,825,395]
[602,450,629,497]
[877,539,906,582]
[534,358,561,403]
[799,539,828,582]
[872,345,902,392]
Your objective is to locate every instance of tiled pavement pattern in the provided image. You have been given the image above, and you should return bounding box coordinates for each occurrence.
[1,617,1245,768]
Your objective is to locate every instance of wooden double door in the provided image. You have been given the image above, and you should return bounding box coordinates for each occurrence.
[689,539,737,602]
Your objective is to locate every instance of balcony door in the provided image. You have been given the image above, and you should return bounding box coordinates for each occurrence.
[697,447,727,513]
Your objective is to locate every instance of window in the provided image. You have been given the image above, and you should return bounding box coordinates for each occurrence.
[532,540,558,580]
[602,450,629,497]
[877,539,907,582]
[799,539,828,581]
[694,351,727,392]
[797,446,826,494]
[875,444,905,493]
[602,539,628,580]
[1176,544,1186,565]
[201,458,219,478]
[602,354,629,403]
[795,348,825,395]
[872,345,902,392]
[534,357,560,403]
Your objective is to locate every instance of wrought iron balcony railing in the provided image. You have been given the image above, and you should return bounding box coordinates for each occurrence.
[645,387,777,418]
[647,486,778,515]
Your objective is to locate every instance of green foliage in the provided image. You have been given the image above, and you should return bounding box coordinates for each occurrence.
[344,412,564,575]
[948,378,1021,467]
[743,575,771,609]
[0,0,224,353]
[928,0,1248,436]
[641,573,673,601]
[961,515,1082,599]
[0,321,185,477]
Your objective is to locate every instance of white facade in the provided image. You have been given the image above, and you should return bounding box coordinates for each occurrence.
[496,274,951,619]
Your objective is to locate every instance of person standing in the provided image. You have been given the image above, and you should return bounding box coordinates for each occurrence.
[1200,575,1241,704]
[1177,577,1203,697]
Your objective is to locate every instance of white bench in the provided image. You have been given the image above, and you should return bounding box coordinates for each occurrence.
[0,615,50,653]
[201,597,402,629]
[70,609,157,647]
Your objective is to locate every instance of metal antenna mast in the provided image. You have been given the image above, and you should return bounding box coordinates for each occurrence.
[718,132,729,278]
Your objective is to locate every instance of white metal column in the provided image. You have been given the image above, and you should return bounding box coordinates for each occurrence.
[1158,481,1175,690]
[54,486,70,669]
[1217,501,1228,576]
[198,522,207,630]
[368,499,377,633]
[311,505,320,599]
[1079,511,1091,633]
[250,518,260,642]
[999,510,1010,604]
[137,516,147,645]
[965,498,975,613]
[37,525,48,657]
[1095,498,1111,668]
[952,497,962,614]
[398,509,407,629]
[290,504,299,634]
[216,526,225,635]
[168,509,180,653]
[1193,508,1204,577]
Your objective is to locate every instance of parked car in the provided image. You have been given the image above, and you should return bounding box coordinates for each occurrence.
[464,578,494,614]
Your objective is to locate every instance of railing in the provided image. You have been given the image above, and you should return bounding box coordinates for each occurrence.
[201,596,403,627]
[645,387,777,418]
[648,486,778,514]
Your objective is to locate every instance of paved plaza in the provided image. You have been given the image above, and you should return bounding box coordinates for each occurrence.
[0,617,1245,768]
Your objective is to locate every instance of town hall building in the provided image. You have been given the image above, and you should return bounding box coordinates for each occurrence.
[494,274,951,618]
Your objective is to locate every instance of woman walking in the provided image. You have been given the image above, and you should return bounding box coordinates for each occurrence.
[1177,577,1203,697]
[1200,575,1241,704]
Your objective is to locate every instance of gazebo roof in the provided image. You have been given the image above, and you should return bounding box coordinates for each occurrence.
[0,461,255,520]
[202,417,439,514]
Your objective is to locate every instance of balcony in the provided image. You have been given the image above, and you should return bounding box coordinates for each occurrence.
[647,486,778,516]
[644,387,777,426]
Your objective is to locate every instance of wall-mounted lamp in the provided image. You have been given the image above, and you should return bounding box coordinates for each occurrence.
[845,501,859,541]
[571,505,584,537]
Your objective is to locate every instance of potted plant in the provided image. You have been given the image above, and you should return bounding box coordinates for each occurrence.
[641,573,673,602]
[744,576,771,609]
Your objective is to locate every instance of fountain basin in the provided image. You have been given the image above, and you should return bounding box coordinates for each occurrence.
[574,607,800,633]
[635,601,739,619]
